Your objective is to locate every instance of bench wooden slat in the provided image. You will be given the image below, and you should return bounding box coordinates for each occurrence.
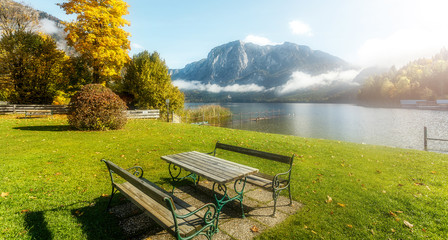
[215,142,291,164]
[102,160,218,239]
[211,142,294,216]
[116,182,196,237]
[105,160,171,208]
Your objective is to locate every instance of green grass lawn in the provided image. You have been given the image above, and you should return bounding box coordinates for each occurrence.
[0,115,447,239]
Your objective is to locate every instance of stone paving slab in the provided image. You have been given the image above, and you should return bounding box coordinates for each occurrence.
[110,180,302,240]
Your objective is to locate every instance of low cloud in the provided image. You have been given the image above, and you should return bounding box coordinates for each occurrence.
[39,18,60,34]
[38,18,68,51]
[243,35,281,46]
[277,70,360,95]
[289,20,312,36]
[173,80,265,93]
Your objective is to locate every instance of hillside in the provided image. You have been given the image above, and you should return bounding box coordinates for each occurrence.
[358,48,448,104]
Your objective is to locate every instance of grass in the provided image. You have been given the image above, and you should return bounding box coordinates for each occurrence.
[0,115,447,239]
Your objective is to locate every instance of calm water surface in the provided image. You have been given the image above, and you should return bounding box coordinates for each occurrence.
[185,103,448,151]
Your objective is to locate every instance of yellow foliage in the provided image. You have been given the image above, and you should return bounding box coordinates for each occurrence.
[59,0,131,83]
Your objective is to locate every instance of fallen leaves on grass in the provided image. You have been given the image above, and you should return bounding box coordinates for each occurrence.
[101,193,109,197]
[250,225,259,232]
[337,203,346,207]
[74,210,84,217]
[1,192,9,198]
[404,220,413,228]
[20,209,29,214]
[347,224,353,228]
[325,195,333,204]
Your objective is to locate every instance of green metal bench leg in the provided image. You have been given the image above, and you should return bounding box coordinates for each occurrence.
[169,163,200,194]
[272,190,280,216]
[288,184,292,205]
[106,188,118,212]
[213,177,247,219]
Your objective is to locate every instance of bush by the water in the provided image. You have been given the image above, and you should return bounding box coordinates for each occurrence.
[68,84,127,130]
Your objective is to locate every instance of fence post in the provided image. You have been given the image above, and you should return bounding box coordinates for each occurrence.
[13,104,16,114]
[424,126,428,151]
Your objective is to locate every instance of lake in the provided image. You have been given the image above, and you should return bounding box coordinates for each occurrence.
[185,103,448,151]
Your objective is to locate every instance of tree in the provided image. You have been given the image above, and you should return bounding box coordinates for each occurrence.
[119,51,184,113]
[59,0,131,84]
[0,0,38,37]
[0,31,66,103]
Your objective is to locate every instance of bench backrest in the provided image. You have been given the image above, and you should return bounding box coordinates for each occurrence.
[214,142,293,165]
[102,160,175,210]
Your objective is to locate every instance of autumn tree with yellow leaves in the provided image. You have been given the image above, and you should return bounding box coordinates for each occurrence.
[59,0,131,84]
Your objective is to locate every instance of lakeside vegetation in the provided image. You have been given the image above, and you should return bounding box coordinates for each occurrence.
[182,105,232,123]
[0,115,447,239]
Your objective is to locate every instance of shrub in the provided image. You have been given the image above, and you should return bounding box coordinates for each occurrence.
[68,84,127,130]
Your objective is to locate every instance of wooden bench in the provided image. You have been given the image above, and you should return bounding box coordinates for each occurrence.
[209,142,294,216]
[101,160,219,240]
[24,110,52,118]
[126,109,160,119]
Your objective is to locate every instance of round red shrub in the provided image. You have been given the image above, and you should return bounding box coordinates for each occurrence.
[68,84,127,130]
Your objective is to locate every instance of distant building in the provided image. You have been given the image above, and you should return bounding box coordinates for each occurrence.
[401,99,448,109]
[400,100,427,107]
[436,100,448,105]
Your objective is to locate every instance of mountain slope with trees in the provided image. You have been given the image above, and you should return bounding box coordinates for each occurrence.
[358,49,448,105]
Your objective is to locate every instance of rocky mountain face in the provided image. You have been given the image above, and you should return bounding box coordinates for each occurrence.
[170,41,352,88]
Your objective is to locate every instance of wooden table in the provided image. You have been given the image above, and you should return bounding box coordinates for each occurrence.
[161,151,259,218]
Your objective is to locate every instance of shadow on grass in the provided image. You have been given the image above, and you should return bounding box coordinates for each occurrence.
[24,211,53,240]
[23,197,123,240]
[13,125,73,132]
[70,196,124,240]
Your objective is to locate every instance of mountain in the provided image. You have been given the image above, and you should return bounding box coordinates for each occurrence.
[170,41,368,102]
[171,40,352,89]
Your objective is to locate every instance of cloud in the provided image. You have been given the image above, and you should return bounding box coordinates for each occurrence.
[131,42,145,50]
[172,80,265,93]
[357,27,448,68]
[38,18,68,51]
[243,35,280,46]
[277,70,360,95]
[289,20,312,36]
[39,18,60,35]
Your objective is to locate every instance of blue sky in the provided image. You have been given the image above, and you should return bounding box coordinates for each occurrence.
[25,0,448,69]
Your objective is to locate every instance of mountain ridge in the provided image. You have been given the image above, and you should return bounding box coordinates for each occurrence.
[171,40,353,89]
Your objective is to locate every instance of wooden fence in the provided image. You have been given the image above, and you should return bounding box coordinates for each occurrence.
[0,104,162,119]
[0,104,68,114]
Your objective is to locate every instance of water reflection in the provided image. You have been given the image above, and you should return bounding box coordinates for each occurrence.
[185,103,448,151]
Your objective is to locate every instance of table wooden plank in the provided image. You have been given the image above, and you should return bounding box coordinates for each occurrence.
[161,151,258,184]
[166,151,258,178]
[162,155,229,183]
[175,152,255,178]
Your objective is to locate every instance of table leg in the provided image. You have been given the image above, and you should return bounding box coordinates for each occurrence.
[168,163,200,193]
[212,177,247,218]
